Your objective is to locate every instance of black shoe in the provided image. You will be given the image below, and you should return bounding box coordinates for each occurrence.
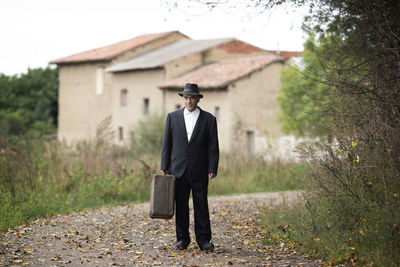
[176,240,190,250]
[200,241,214,252]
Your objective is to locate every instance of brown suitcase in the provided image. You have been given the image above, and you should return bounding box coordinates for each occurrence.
[149,174,176,219]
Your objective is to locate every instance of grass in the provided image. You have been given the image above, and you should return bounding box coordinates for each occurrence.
[0,139,155,230]
[0,134,304,231]
[259,141,400,266]
[209,154,305,195]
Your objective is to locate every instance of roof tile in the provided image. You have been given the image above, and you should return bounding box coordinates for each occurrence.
[267,50,303,59]
[50,31,181,64]
[159,55,284,89]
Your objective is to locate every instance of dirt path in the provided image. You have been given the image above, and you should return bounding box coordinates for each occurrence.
[0,191,320,266]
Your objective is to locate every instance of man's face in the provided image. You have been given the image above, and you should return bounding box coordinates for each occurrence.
[183,95,200,112]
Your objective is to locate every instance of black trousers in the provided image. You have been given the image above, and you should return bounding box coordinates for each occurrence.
[175,172,211,246]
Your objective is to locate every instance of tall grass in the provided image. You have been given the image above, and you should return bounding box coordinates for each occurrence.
[260,138,400,266]
[0,114,304,231]
[0,134,156,230]
[0,116,158,230]
[210,152,304,195]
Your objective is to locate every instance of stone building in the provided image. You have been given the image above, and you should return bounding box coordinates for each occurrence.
[50,31,301,154]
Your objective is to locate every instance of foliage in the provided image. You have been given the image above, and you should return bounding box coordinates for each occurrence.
[130,113,165,157]
[0,67,58,137]
[261,154,400,265]
[278,35,331,136]
[0,134,156,230]
[166,0,400,264]
[0,134,303,230]
[274,0,400,265]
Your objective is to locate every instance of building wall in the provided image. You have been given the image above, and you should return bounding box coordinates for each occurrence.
[57,34,286,154]
[57,63,113,142]
[110,69,165,144]
[57,32,186,143]
[164,53,203,80]
[198,90,231,152]
[162,62,284,153]
[228,62,284,154]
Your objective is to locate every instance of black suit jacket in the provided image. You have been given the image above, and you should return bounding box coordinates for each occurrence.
[161,107,219,179]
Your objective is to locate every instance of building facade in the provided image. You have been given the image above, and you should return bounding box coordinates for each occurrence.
[50,31,301,154]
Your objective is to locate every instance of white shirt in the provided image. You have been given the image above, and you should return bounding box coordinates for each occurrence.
[184,107,200,141]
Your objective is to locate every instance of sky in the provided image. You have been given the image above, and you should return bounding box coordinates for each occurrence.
[0,0,309,76]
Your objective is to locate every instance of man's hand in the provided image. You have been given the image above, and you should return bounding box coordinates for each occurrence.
[160,170,169,175]
[208,173,217,179]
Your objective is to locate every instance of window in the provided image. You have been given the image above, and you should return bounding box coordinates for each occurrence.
[175,104,181,110]
[215,106,220,122]
[120,89,128,107]
[96,68,104,95]
[246,131,255,155]
[143,98,149,115]
[118,127,124,141]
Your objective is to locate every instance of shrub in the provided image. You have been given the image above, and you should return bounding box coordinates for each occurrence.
[130,113,165,157]
[0,127,157,229]
[261,134,400,265]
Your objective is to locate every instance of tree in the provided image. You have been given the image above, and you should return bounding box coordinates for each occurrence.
[164,0,400,263]
[276,1,400,264]
[0,67,58,137]
[130,113,165,156]
[277,34,331,136]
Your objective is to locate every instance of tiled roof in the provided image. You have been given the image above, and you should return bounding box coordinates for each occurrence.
[159,55,284,89]
[216,40,265,54]
[106,38,234,72]
[50,31,183,64]
[267,50,303,59]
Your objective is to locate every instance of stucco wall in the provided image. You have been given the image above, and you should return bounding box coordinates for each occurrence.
[161,62,283,153]
[57,33,285,153]
[57,32,186,143]
[110,69,165,144]
[57,63,113,142]
[198,90,231,152]
[164,53,203,80]
[228,62,284,153]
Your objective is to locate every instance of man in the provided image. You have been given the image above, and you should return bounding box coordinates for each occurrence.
[160,83,219,252]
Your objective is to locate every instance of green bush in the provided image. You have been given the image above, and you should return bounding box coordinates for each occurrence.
[130,113,165,156]
[0,67,58,137]
[260,139,400,266]
[0,113,304,231]
[0,131,157,230]
[270,2,400,262]
[0,131,302,230]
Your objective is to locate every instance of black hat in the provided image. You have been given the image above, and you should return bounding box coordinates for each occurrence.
[178,83,203,98]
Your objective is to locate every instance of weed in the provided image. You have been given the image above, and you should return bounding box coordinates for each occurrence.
[0,116,302,230]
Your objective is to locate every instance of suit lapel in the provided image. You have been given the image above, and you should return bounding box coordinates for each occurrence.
[189,108,203,145]
[178,108,188,143]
